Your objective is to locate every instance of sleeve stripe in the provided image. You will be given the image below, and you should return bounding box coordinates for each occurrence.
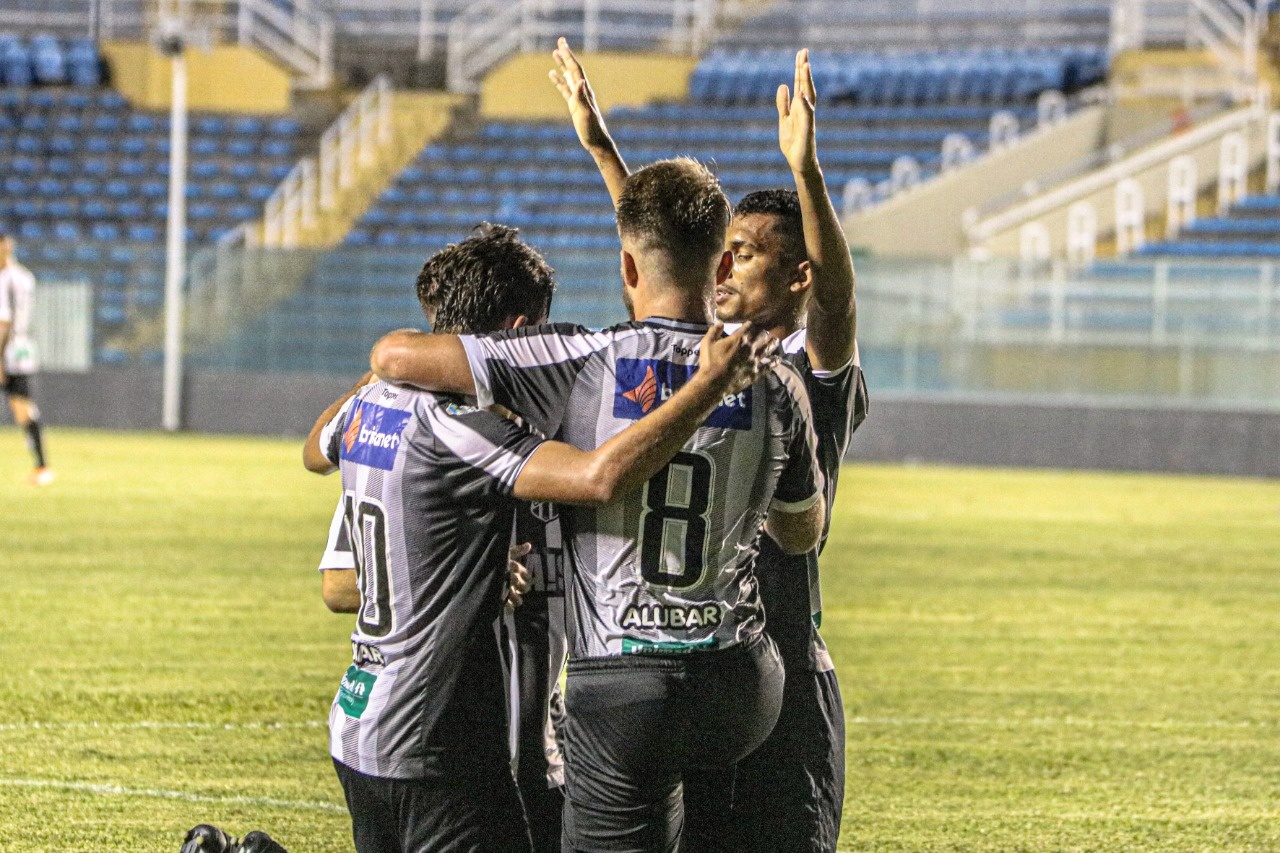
[769,489,822,514]
[458,335,495,408]
[429,403,544,490]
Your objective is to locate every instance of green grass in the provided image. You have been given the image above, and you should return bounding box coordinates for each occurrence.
[1,428,1278,851]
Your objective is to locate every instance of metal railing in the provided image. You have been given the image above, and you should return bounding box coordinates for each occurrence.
[967,97,1272,246]
[446,0,718,94]
[262,75,392,248]
[843,90,1089,217]
[21,0,339,87]
[1111,0,1273,87]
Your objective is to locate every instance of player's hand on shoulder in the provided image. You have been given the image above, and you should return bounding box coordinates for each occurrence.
[505,542,533,611]
[549,37,611,151]
[696,321,779,397]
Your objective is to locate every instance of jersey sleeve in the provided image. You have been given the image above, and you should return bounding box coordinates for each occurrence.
[770,365,825,514]
[317,395,360,469]
[316,497,355,572]
[458,323,609,438]
[430,400,548,496]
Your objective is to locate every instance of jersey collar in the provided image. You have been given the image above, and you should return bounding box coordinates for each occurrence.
[639,316,711,334]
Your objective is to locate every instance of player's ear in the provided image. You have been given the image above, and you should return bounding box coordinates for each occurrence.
[714,249,733,285]
[790,259,814,296]
[621,249,639,289]
[505,314,531,330]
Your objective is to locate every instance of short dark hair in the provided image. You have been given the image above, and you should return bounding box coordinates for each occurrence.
[616,158,730,270]
[415,223,556,334]
[733,189,805,263]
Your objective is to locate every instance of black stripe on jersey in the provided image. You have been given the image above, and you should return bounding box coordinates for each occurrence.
[769,359,823,509]
[430,396,546,494]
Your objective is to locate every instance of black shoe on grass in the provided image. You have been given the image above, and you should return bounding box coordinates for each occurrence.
[237,830,289,853]
[180,825,237,853]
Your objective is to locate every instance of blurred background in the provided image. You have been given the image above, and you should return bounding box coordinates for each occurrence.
[1,0,1277,476]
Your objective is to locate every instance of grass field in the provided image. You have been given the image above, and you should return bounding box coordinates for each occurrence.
[1,428,1278,852]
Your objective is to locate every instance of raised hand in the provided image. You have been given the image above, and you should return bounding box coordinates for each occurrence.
[777,48,819,175]
[696,321,779,398]
[549,37,612,152]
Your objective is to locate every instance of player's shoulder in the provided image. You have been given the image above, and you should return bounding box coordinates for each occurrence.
[765,357,814,413]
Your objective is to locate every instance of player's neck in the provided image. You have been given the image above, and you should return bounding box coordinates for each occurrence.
[632,294,710,324]
[630,278,713,324]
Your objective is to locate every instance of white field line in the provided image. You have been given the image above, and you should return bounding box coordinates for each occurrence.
[849,716,1271,730]
[0,720,327,734]
[0,718,1268,735]
[0,778,346,813]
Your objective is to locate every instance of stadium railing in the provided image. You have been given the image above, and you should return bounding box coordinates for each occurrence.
[87,0,334,87]
[258,75,393,248]
[1110,0,1273,96]
[444,0,719,93]
[180,245,1280,411]
[967,94,1277,265]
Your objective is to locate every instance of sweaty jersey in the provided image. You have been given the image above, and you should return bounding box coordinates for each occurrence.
[753,329,868,671]
[0,260,37,375]
[318,380,546,779]
[459,317,824,660]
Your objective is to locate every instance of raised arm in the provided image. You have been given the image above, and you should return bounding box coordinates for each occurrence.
[779,48,857,372]
[303,370,374,474]
[513,323,775,505]
[550,37,629,207]
[370,330,474,395]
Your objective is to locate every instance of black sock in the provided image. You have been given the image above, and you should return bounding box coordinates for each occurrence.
[24,421,46,469]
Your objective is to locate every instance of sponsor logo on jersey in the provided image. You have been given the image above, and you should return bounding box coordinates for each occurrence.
[619,602,722,630]
[337,664,378,718]
[341,401,412,470]
[351,640,386,667]
[613,358,753,430]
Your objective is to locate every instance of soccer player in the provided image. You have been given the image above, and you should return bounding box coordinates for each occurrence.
[303,224,777,853]
[551,41,867,851]
[369,160,827,852]
[0,234,53,485]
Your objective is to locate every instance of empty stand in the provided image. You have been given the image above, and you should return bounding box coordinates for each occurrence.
[0,87,311,363]
[0,33,102,87]
[1139,194,1280,258]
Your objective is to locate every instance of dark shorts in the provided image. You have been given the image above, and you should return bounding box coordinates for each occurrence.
[509,595,565,853]
[333,758,532,853]
[3,373,31,399]
[730,666,846,853]
[560,635,784,853]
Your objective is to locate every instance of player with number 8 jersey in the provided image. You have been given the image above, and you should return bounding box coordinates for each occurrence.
[460,319,823,659]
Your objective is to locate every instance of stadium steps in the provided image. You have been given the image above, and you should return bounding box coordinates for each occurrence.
[265,90,468,249]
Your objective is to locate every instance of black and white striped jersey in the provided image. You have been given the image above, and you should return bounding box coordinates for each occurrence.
[0,260,37,375]
[459,317,824,660]
[318,379,546,779]
[753,329,868,672]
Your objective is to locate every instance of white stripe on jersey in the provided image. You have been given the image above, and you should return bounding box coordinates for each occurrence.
[317,498,355,572]
[769,489,822,513]
[432,402,540,491]
[461,326,635,410]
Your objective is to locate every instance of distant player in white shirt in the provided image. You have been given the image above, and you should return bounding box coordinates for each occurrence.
[0,234,52,486]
